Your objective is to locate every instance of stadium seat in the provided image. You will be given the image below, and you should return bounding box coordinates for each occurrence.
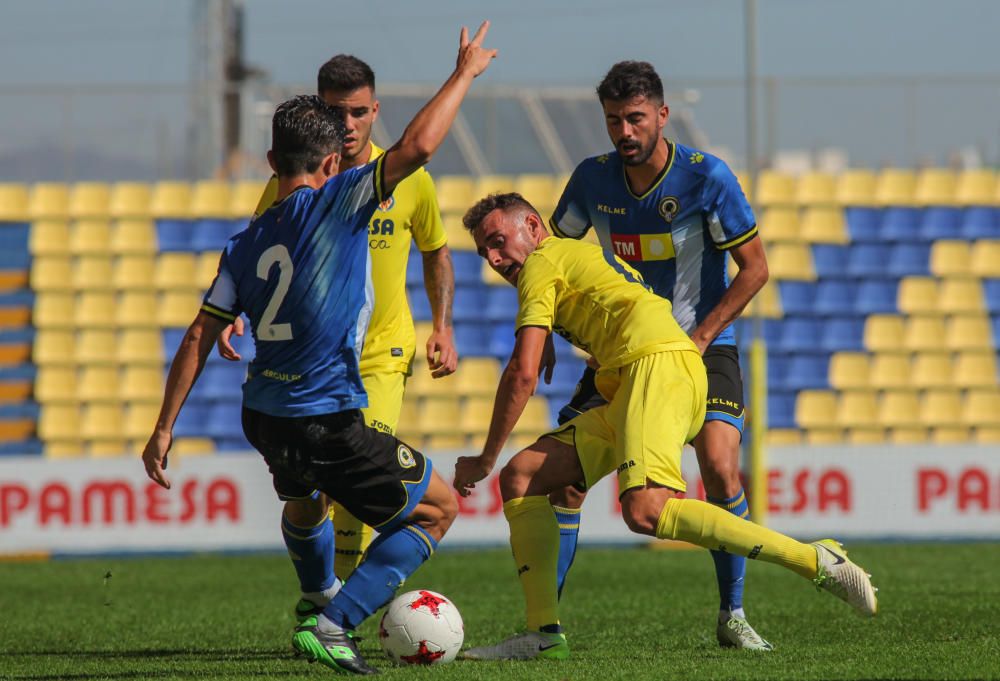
[28,183,70,220]
[512,396,553,434]
[80,403,124,440]
[760,207,800,242]
[480,259,507,286]
[453,285,489,323]
[151,182,192,218]
[877,391,920,428]
[778,317,822,352]
[72,256,114,291]
[970,240,1000,277]
[959,207,1000,240]
[782,354,830,390]
[765,429,801,446]
[835,170,877,206]
[416,397,461,436]
[458,396,493,437]
[513,174,557,211]
[955,169,996,205]
[846,427,886,444]
[426,433,469,451]
[930,427,971,444]
[889,427,929,444]
[405,254,424,287]
[32,293,74,329]
[879,207,921,242]
[844,207,881,243]
[986,280,1000,313]
[0,183,29,222]
[155,253,199,291]
[754,170,795,206]
[155,218,196,252]
[897,277,938,315]
[436,176,475,215]
[37,404,81,441]
[28,220,71,256]
[452,251,483,286]
[903,316,946,352]
[874,168,916,206]
[109,182,152,219]
[929,241,972,278]
[886,243,931,277]
[75,292,117,329]
[78,366,120,401]
[767,391,797,429]
[828,352,870,389]
[768,243,814,280]
[454,358,500,397]
[76,329,117,364]
[753,280,784,318]
[191,218,241,253]
[794,390,837,429]
[855,280,899,315]
[918,207,963,241]
[862,315,904,352]
[85,438,131,457]
[938,279,984,314]
[195,252,221,289]
[914,169,957,206]
[795,172,836,205]
[29,257,73,292]
[31,330,74,366]
[68,183,111,218]
[488,322,516,359]
[117,292,158,328]
[119,329,163,364]
[869,354,911,389]
[821,317,865,352]
[800,207,848,244]
[962,389,1000,427]
[835,391,878,428]
[919,390,962,428]
[230,180,269,218]
[974,427,1000,443]
[954,351,998,389]
[811,244,849,279]
[408,362,456,399]
[110,219,157,255]
[157,292,201,328]
[485,285,518,322]
[453,322,492,359]
[112,255,156,290]
[804,428,844,445]
[121,366,163,401]
[846,244,890,278]
[473,175,516,199]
[777,281,813,315]
[814,281,857,315]
[944,315,993,351]
[911,353,954,389]
[34,367,77,403]
[443,214,477,252]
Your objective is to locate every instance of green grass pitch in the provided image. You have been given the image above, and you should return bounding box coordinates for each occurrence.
[1,543,998,680]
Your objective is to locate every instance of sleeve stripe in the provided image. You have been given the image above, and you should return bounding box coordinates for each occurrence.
[549,217,582,239]
[373,154,387,204]
[201,303,237,323]
[716,224,758,251]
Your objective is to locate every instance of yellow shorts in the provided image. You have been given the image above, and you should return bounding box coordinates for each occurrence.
[360,369,407,435]
[545,350,707,495]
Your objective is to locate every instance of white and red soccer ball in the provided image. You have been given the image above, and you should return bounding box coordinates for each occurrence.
[378,589,464,665]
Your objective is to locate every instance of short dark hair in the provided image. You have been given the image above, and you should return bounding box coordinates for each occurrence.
[270,95,345,177]
[462,192,539,232]
[596,61,664,105]
[317,54,375,95]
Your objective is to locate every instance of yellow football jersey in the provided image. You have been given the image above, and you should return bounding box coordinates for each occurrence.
[253,143,445,373]
[515,237,697,368]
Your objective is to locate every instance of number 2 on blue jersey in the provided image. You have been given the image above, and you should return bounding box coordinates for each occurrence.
[256,245,294,341]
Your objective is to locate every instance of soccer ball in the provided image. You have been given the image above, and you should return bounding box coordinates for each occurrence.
[378,589,464,665]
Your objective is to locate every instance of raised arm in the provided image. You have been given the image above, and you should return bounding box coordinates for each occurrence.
[381,21,497,193]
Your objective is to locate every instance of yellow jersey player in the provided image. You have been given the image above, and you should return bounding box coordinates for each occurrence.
[217,55,457,626]
[452,193,877,661]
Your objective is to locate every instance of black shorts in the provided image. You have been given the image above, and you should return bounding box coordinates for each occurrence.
[241,406,432,530]
[557,345,746,433]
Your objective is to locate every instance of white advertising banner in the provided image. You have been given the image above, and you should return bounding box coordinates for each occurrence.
[0,444,997,555]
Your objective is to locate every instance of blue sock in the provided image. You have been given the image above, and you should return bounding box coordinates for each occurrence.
[322,524,436,630]
[282,513,337,593]
[552,505,581,599]
[706,489,750,612]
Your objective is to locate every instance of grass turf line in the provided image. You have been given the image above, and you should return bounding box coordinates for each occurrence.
[0,543,998,680]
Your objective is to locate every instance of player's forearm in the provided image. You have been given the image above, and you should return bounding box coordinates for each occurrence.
[422,246,455,331]
[690,263,768,348]
[481,367,536,466]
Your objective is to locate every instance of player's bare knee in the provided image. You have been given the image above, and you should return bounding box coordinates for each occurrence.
[498,459,531,501]
[549,483,586,509]
[283,496,329,527]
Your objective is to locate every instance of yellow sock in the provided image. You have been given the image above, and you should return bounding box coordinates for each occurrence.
[504,496,561,630]
[329,502,374,581]
[656,497,818,579]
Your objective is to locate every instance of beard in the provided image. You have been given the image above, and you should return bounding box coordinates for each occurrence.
[617,136,657,166]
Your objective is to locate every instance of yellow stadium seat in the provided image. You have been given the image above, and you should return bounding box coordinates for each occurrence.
[929,241,972,278]
[970,240,1000,277]
[874,168,916,206]
[509,433,544,450]
[767,243,814,280]
[28,183,70,220]
[459,396,493,437]
[416,397,461,436]
[869,354,911,389]
[902,316,946,352]
[196,251,222,289]
[109,219,157,255]
[78,366,120,401]
[846,428,886,444]
[426,433,469,451]
[150,182,192,219]
[914,168,957,206]
[512,397,552,434]
[954,351,998,389]
[930,427,969,444]
[112,255,157,290]
[109,182,152,219]
[69,219,112,256]
[38,404,81,441]
[955,169,997,205]
[76,329,117,364]
[408,364,457,398]
[897,277,938,315]
[443,214,477,252]
[765,429,801,446]
[455,358,500,397]
[473,175,516,199]
[836,391,879,428]
[28,220,71,256]
[191,181,233,218]
[436,176,475,214]
[29,257,73,292]
[75,292,116,329]
[878,391,921,428]
[119,329,164,364]
[835,169,877,206]
[974,427,1000,443]
[962,389,1000,426]
[937,279,984,314]
[32,330,75,366]
[34,367,77,403]
[888,427,928,444]
[828,352,870,389]
[44,440,85,458]
[863,315,904,352]
[800,207,848,244]
[911,352,954,389]
[804,429,844,445]
[734,171,751,200]
[32,293,75,329]
[157,292,201,328]
[513,174,557,211]
[481,259,506,286]
[86,439,130,457]
[795,390,837,429]
[945,315,993,351]
[754,280,783,318]
[121,366,164,402]
[795,172,836,205]
[80,403,124,440]
[118,292,159,328]
[0,183,29,221]
[754,170,795,206]
[72,256,114,291]
[230,180,269,218]
[919,390,962,428]
[760,207,800,242]
[154,253,199,291]
[68,183,111,218]
[170,437,216,456]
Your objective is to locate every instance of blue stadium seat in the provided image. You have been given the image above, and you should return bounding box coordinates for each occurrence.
[918,207,962,241]
[820,317,865,351]
[984,280,1000,314]
[886,243,931,277]
[767,391,797,429]
[778,281,815,315]
[489,322,516,359]
[454,321,492,357]
[551,333,579,361]
[0,224,30,270]
[846,244,891,278]
[879,207,921,242]
[485,286,518,322]
[407,285,432,321]
[959,207,1000,240]
[766,354,788,388]
[536,358,587,397]
[453,284,489,322]
[405,253,424,286]
[452,251,483,285]
[814,281,857,316]
[854,280,899,315]
[845,208,881,243]
[811,245,849,279]
[154,219,196,252]
[0,439,43,456]
[200,362,247,400]
[783,354,831,390]
[191,218,242,252]
[174,398,210,438]
[205,401,245,439]
[992,315,1000,346]
[778,317,823,353]
[161,329,187,359]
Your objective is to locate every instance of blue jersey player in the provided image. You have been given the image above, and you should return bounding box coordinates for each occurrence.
[142,22,497,675]
[549,61,772,651]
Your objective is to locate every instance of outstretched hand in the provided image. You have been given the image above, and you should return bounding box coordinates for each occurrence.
[457,21,497,78]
